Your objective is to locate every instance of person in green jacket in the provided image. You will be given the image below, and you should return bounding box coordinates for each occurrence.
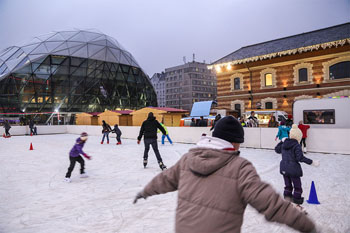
[158,123,173,145]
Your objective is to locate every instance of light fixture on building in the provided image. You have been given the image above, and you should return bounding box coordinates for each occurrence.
[215,65,222,73]
[227,64,232,70]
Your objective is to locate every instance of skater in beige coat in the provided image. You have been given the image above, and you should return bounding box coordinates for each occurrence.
[134,116,316,233]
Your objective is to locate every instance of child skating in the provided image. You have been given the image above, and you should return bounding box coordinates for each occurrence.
[275,121,290,141]
[159,122,173,145]
[64,132,92,182]
[275,124,319,212]
[112,124,122,145]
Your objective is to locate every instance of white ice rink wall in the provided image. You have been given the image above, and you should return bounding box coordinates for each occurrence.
[1,126,349,154]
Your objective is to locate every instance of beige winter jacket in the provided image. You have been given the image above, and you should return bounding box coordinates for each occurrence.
[142,136,315,233]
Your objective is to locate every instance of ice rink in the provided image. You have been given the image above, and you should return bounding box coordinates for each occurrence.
[0,134,349,233]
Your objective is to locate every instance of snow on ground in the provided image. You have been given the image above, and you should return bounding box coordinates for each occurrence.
[0,134,349,233]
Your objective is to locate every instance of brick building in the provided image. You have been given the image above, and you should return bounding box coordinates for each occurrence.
[209,23,350,116]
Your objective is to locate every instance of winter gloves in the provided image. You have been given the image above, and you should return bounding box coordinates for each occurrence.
[311,160,320,167]
[83,154,92,160]
[133,191,147,204]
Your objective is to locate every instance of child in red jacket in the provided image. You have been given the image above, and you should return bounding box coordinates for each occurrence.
[298,121,310,153]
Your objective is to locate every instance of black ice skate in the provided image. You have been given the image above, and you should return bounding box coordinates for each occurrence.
[159,162,167,170]
[143,159,148,168]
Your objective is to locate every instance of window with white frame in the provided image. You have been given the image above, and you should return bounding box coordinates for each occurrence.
[230,73,244,91]
[293,62,313,85]
[322,56,350,82]
[260,68,277,88]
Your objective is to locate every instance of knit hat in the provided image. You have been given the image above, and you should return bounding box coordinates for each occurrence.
[80,132,88,141]
[289,124,302,142]
[212,116,244,143]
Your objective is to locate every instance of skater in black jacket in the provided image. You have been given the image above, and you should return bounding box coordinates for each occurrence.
[137,112,167,170]
[112,124,122,145]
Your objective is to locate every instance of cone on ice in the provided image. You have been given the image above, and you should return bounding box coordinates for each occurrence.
[29,143,34,150]
[306,181,320,204]
[30,132,33,136]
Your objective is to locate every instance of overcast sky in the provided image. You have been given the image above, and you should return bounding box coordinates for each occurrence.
[0,0,349,76]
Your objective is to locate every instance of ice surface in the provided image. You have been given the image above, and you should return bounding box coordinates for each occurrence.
[0,134,349,233]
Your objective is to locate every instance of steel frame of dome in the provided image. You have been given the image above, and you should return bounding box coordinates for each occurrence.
[0,29,157,117]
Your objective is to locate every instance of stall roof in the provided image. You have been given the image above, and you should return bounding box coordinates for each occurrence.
[148,107,188,113]
[87,112,101,116]
[110,110,133,115]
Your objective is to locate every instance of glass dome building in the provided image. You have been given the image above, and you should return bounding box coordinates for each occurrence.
[0,29,157,117]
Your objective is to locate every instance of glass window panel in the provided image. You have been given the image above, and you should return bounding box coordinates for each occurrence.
[82,32,100,42]
[52,42,68,52]
[58,31,77,40]
[67,41,84,49]
[109,48,121,62]
[54,49,70,56]
[298,68,308,82]
[44,42,63,52]
[120,53,131,65]
[70,32,88,42]
[31,43,49,54]
[87,44,105,57]
[89,39,107,46]
[265,73,272,86]
[90,48,107,61]
[105,48,117,63]
[21,44,40,54]
[265,102,273,109]
[71,45,88,58]
[68,44,85,55]
[329,61,350,80]
[47,33,65,41]
[303,109,335,124]
[234,77,240,90]
[0,63,8,74]
[37,33,55,41]
[5,57,25,71]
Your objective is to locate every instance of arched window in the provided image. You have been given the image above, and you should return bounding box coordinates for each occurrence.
[265,73,273,86]
[298,68,308,82]
[329,61,350,80]
[234,77,240,90]
[265,102,273,109]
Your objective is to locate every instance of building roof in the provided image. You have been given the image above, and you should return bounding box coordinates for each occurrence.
[148,107,188,113]
[87,112,101,116]
[0,29,141,80]
[212,23,350,65]
[111,110,133,115]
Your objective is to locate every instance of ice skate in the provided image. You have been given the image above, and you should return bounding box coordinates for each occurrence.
[80,173,89,178]
[303,147,307,153]
[159,162,167,170]
[64,177,71,183]
[101,141,103,144]
[117,142,121,145]
[107,141,109,144]
[143,159,148,168]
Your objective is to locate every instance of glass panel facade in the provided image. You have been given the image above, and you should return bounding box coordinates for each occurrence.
[298,68,308,82]
[329,61,350,80]
[265,73,272,86]
[0,55,157,115]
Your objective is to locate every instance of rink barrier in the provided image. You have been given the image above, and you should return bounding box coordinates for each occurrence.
[1,125,349,154]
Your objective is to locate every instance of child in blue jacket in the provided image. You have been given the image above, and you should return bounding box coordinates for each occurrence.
[275,124,319,211]
[275,121,291,141]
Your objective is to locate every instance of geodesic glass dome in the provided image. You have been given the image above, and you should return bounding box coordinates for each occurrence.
[0,29,157,118]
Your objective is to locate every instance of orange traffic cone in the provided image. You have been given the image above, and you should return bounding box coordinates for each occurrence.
[29,143,34,150]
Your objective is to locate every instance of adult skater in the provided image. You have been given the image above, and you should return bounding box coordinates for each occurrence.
[112,124,122,145]
[275,121,291,141]
[298,121,310,153]
[137,112,167,170]
[133,116,317,233]
[29,119,35,135]
[64,132,91,183]
[268,115,279,127]
[159,122,173,145]
[275,124,319,212]
[3,120,11,138]
[101,120,112,144]
[210,114,221,131]
[248,111,259,127]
